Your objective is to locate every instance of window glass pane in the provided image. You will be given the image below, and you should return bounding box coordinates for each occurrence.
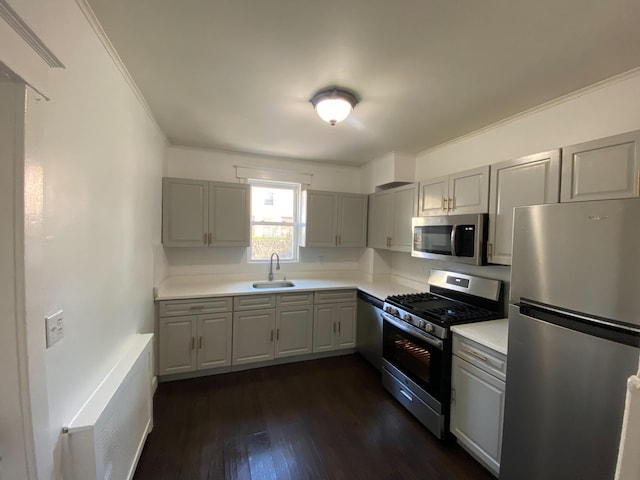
[251,186,294,222]
[251,225,295,260]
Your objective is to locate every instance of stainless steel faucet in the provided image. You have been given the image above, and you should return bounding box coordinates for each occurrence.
[268,252,280,281]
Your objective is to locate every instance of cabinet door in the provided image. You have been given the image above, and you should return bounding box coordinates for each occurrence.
[449,166,490,214]
[313,304,336,352]
[275,305,314,358]
[210,183,250,246]
[305,191,338,247]
[197,313,232,369]
[418,176,449,216]
[561,130,640,202]
[337,194,368,247]
[488,151,560,265]
[158,316,197,375]
[232,309,276,365]
[390,184,418,252]
[451,355,505,476]
[367,191,392,249]
[336,302,357,349]
[162,178,208,247]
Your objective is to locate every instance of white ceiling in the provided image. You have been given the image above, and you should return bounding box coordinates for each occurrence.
[87,0,640,166]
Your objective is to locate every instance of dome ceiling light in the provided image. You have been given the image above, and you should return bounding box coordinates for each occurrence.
[310,87,359,126]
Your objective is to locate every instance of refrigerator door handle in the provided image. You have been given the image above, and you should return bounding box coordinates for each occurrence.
[519,300,640,347]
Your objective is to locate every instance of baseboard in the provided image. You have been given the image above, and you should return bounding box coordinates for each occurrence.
[159,348,357,383]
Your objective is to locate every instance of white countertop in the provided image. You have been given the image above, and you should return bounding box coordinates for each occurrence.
[451,318,509,355]
[155,272,420,302]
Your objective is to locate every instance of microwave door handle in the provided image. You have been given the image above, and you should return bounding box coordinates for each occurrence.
[450,225,458,257]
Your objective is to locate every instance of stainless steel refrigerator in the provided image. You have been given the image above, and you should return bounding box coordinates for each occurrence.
[500,198,640,480]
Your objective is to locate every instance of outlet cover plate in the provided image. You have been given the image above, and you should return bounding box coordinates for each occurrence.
[45,310,64,348]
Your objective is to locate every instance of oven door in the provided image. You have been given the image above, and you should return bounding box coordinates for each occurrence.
[382,313,446,403]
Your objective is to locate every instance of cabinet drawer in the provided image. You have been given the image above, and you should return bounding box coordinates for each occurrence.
[159,297,233,317]
[453,334,507,381]
[234,295,276,311]
[277,292,313,307]
[314,289,357,304]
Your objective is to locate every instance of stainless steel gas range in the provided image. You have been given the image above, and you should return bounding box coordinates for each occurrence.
[381,269,503,439]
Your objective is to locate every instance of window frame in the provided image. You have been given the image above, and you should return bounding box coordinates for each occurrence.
[247,179,300,263]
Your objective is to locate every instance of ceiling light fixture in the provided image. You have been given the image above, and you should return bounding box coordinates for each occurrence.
[310,87,359,126]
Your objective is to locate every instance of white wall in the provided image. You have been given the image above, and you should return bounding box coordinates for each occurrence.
[164,146,367,278]
[166,146,362,191]
[2,1,167,477]
[415,68,640,179]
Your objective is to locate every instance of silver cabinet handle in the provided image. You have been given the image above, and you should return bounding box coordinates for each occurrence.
[448,197,453,212]
[400,389,413,402]
[463,349,488,362]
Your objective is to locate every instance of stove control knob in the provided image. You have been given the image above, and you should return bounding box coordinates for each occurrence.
[403,313,412,322]
[418,320,426,329]
[384,306,392,314]
[424,323,435,333]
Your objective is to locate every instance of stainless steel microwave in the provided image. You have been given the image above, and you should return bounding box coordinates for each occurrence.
[411,214,488,265]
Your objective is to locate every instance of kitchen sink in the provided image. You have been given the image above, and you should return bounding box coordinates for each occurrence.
[252,280,295,289]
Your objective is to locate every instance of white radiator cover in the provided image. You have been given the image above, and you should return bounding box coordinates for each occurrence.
[62,334,154,480]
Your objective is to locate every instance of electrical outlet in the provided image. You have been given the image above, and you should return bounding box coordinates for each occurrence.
[45,310,64,348]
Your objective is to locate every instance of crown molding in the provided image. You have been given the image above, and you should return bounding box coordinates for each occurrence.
[420,66,640,156]
[75,0,169,145]
[0,0,64,68]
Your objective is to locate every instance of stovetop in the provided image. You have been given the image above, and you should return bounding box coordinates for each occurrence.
[386,292,498,325]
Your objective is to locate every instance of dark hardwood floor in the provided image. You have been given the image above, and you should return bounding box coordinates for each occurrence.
[134,355,494,480]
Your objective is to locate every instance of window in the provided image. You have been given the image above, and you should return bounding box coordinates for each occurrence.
[249,180,300,262]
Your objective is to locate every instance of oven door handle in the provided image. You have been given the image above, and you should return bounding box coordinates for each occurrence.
[382,313,444,350]
[450,224,458,257]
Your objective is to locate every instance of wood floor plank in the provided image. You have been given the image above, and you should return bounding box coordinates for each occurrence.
[134,355,495,480]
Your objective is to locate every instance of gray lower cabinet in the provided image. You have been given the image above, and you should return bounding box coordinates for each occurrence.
[158,308,233,375]
[233,293,314,365]
[561,130,640,202]
[487,150,560,265]
[232,308,277,365]
[275,304,314,358]
[162,177,250,247]
[451,334,507,477]
[313,290,357,352]
[158,290,357,378]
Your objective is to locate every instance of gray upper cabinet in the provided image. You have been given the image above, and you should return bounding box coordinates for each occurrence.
[367,183,418,252]
[367,191,393,249]
[162,177,250,247]
[209,183,250,246]
[418,166,489,216]
[300,190,368,247]
[488,150,560,265]
[162,178,209,247]
[561,130,640,202]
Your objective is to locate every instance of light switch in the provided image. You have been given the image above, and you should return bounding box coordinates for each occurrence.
[45,310,64,348]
